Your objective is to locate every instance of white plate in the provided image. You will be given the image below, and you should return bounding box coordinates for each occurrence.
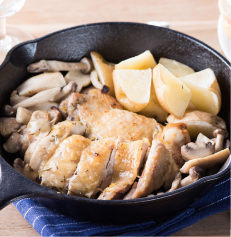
[217,14,231,61]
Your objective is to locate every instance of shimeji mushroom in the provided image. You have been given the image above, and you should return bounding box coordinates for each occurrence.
[3,132,21,153]
[27,102,59,112]
[1,105,16,117]
[90,70,110,94]
[167,172,182,192]
[213,129,229,152]
[0,117,22,138]
[13,87,61,109]
[16,107,33,125]
[48,107,62,125]
[179,166,205,187]
[17,72,66,97]
[51,81,77,103]
[65,71,91,93]
[10,90,29,106]
[180,148,230,173]
[27,58,93,74]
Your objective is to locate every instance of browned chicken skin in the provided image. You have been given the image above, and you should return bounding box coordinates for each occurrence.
[41,135,91,192]
[59,89,162,142]
[68,138,115,198]
[98,139,149,200]
[124,140,179,200]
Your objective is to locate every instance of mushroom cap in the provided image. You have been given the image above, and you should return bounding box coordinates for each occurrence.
[80,57,93,74]
[213,128,229,138]
[181,141,215,161]
[189,166,205,181]
[1,105,16,117]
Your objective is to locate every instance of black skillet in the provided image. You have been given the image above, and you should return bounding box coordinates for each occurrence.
[0,22,230,223]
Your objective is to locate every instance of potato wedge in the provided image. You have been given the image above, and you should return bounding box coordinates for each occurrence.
[159,58,195,77]
[91,52,115,96]
[113,69,152,112]
[115,50,157,70]
[139,81,168,123]
[167,110,227,139]
[179,68,221,115]
[153,64,191,118]
[17,72,66,96]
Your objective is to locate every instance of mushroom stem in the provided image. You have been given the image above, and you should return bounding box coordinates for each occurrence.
[90,70,110,94]
[213,129,229,152]
[215,134,224,152]
[167,172,182,192]
[179,166,205,187]
[27,58,93,74]
[13,87,61,109]
[16,107,33,125]
[52,81,77,103]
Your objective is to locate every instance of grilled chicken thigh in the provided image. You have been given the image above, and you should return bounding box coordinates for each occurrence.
[98,139,149,200]
[124,140,179,199]
[59,89,162,142]
[41,135,91,192]
[29,121,86,173]
[59,88,122,120]
[159,123,191,167]
[68,139,115,198]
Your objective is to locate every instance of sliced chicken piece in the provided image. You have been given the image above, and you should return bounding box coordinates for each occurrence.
[98,139,149,200]
[159,123,191,167]
[41,135,91,192]
[59,89,162,142]
[24,111,54,163]
[29,121,86,173]
[82,109,162,142]
[68,139,115,198]
[124,140,179,199]
[59,88,122,119]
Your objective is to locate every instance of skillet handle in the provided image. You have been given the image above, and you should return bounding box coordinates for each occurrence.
[0,156,53,210]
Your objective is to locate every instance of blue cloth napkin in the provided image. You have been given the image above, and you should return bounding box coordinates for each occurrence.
[14,176,230,236]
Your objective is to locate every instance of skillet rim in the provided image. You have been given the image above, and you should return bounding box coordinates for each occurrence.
[0,21,230,205]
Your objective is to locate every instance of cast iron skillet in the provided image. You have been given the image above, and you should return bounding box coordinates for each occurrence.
[0,22,230,223]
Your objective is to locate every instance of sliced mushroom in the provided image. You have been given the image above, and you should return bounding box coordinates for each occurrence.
[27,57,93,74]
[0,117,22,138]
[181,142,215,161]
[1,105,16,117]
[13,158,39,183]
[10,90,29,106]
[90,70,110,94]
[27,102,59,112]
[16,107,33,125]
[65,70,91,93]
[180,148,230,173]
[17,72,66,97]
[13,87,61,109]
[195,133,215,147]
[48,106,62,125]
[3,132,21,153]
[51,81,77,103]
[179,166,205,188]
[213,129,229,152]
